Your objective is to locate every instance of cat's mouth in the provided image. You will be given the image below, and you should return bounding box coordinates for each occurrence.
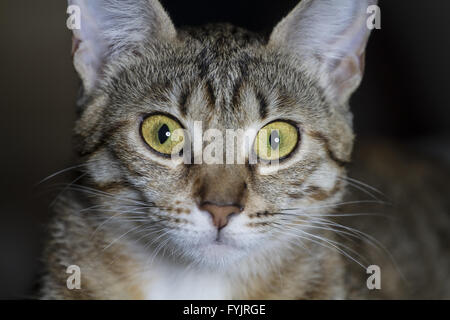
[206,234,236,248]
[193,233,244,261]
[198,240,242,262]
[211,237,231,247]
[214,230,226,242]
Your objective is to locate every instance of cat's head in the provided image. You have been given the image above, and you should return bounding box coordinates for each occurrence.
[68,0,376,269]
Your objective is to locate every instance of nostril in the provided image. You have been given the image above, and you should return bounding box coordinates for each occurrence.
[199,202,243,229]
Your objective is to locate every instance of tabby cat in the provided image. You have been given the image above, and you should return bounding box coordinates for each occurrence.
[40,0,450,299]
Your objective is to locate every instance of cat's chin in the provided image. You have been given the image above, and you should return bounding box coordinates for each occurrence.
[188,240,248,268]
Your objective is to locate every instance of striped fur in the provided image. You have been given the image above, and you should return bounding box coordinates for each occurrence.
[41,0,450,299]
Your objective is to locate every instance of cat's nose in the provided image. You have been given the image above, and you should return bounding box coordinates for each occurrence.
[200,203,243,229]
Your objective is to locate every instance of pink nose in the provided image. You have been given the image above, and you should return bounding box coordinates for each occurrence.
[200,203,242,229]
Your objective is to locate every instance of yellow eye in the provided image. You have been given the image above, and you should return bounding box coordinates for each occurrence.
[254,121,299,161]
[141,114,184,155]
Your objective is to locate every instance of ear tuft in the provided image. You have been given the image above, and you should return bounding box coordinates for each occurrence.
[269,0,378,106]
[68,0,176,94]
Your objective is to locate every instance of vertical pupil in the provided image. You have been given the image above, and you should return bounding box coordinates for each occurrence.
[269,130,280,150]
[158,124,170,144]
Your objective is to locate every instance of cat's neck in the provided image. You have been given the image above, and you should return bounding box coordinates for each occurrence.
[121,234,343,299]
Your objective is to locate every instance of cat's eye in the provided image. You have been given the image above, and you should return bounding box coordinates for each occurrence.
[141,114,184,156]
[254,121,299,161]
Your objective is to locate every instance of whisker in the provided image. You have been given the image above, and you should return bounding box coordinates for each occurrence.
[295,228,368,266]
[49,183,150,207]
[278,212,388,253]
[278,219,361,243]
[90,209,145,238]
[277,211,392,219]
[145,229,173,266]
[102,224,146,251]
[343,176,387,198]
[36,163,88,186]
[281,199,390,212]
[272,225,367,269]
[341,179,380,200]
[275,212,405,280]
[49,172,88,208]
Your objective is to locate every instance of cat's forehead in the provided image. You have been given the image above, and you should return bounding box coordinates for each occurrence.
[102,24,328,129]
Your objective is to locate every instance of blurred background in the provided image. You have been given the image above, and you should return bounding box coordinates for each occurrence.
[0,0,449,299]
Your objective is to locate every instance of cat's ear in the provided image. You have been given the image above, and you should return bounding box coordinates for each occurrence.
[269,0,377,106]
[68,0,176,94]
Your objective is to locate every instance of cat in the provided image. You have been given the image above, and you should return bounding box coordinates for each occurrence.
[39,0,450,299]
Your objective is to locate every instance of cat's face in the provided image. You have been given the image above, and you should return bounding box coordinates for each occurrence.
[69,0,374,269]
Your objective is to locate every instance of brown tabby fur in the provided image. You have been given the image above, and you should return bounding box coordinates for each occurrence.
[39,1,450,299]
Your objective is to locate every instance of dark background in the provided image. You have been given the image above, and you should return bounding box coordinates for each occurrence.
[0,0,449,299]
